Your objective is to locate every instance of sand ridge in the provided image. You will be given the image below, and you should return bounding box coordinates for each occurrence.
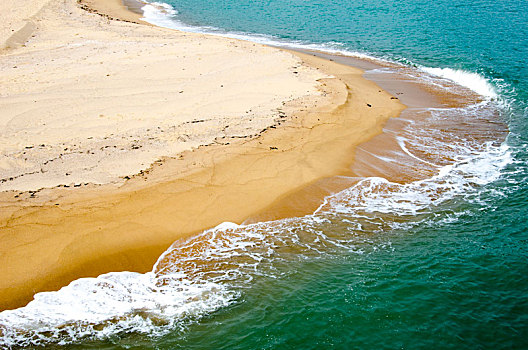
[0,0,404,310]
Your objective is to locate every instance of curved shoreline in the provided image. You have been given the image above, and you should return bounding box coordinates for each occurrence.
[0,0,404,310]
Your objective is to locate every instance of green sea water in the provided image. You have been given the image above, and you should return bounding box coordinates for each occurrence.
[1,0,527,348]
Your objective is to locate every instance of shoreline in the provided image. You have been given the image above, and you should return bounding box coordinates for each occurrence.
[78,0,146,24]
[0,0,407,310]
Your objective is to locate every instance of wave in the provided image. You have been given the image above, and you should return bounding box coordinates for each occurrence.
[420,67,497,98]
[140,1,179,28]
[0,270,235,347]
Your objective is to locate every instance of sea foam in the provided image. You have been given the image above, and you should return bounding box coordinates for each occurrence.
[0,270,234,347]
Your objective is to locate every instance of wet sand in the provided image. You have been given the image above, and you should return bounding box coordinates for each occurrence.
[250,50,508,222]
[0,0,405,310]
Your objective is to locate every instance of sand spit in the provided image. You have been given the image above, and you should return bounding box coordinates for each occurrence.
[0,0,404,310]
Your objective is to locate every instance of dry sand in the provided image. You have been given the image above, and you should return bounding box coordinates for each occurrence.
[0,0,404,310]
[0,0,326,192]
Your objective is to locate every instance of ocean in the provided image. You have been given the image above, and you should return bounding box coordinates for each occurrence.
[1,0,527,348]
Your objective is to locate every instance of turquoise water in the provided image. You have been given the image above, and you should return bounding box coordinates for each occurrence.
[2,0,528,348]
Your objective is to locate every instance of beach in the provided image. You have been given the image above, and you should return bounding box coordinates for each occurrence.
[0,0,404,311]
[1,0,523,347]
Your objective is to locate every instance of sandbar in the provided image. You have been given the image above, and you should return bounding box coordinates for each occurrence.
[0,0,404,310]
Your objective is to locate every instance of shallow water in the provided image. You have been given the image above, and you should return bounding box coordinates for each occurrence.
[2,0,527,348]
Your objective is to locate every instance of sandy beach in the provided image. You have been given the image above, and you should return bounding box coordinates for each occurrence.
[0,0,404,310]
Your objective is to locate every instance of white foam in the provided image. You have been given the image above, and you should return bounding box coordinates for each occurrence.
[0,271,234,347]
[213,221,240,231]
[421,67,497,98]
[324,141,511,218]
[141,2,179,29]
